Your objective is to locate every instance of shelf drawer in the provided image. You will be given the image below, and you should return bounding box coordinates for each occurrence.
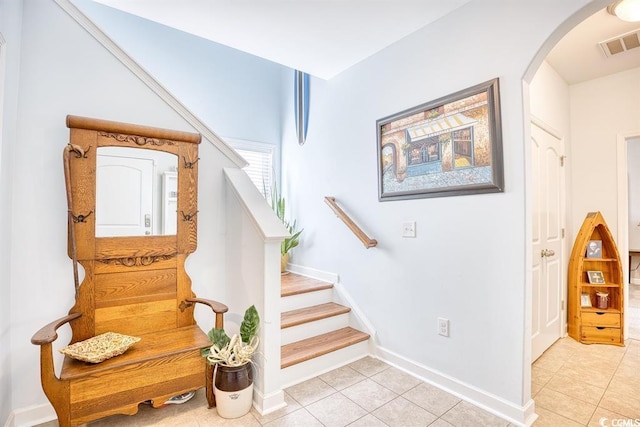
[581,326,622,344]
[582,311,620,327]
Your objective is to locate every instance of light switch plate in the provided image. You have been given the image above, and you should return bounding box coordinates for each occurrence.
[402,221,416,238]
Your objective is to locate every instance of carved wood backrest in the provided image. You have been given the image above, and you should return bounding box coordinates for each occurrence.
[65,115,201,342]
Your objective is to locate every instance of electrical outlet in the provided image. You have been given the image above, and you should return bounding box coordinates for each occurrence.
[402,221,416,238]
[438,318,449,337]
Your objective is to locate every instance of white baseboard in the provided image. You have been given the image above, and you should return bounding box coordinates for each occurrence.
[7,403,56,427]
[523,399,538,427]
[252,388,286,416]
[2,412,13,427]
[286,263,339,284]
[376,346,534,427]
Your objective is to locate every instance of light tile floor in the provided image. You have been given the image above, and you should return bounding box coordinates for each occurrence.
[532,337,640,426]
[37,357,511,427]
[628,284,640,340]
[37,337,640,427]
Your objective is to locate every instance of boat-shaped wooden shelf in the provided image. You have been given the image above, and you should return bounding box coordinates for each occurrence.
[567,211,624,346]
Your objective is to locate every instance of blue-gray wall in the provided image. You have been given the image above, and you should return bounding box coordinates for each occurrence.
[74,0,288,145]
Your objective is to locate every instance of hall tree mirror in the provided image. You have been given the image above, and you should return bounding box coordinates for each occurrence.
[96,147,178,237]
[29,115,228,427]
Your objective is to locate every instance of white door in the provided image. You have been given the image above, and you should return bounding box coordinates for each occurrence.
[531,121,565,361]
[96,152,154,237]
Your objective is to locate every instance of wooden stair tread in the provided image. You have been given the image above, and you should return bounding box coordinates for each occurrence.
[281,327,369,369]
[61,325,210,380]
[281,272,333,297]
[282,302,351,329]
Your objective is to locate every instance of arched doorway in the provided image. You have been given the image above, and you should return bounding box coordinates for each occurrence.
[524,0,639,420]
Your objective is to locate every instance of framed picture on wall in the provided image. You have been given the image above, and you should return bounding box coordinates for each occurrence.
[376,78,504,201]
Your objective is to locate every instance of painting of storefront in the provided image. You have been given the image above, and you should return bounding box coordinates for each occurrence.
[377,79,503,200]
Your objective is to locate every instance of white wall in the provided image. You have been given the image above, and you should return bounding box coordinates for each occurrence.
[570,67,640,241]
[627,137,640,252]
[529,61,572,233]
[529,61,572,141]
[5,0,280,417]
[281,0,595,417]
[0,0,22,423]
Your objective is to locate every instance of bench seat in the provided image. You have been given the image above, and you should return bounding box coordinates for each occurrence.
[61,325,210,380]
[56,325,212,424]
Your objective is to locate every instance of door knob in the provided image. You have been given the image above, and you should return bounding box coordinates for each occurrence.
[541,249,555,257]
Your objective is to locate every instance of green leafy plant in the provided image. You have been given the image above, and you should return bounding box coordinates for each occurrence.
[267,180,303,255]
[201,305,260,367]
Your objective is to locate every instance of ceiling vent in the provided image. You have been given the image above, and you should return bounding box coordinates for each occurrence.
[600,29,640,57]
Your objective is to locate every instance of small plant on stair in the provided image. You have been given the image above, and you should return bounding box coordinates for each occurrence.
[268,180,303,256]
[266,179,303,271]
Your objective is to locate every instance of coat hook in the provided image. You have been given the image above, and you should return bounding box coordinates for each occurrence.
[68,143,90,159]
[70,210,93,223]
[183,156,200,169]
[180,210,198,222]
[178,300,194,312]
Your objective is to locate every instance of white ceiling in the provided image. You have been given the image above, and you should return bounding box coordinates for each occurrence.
[547,8,640,85]
[91,1,640,84]
[92,0,472,79]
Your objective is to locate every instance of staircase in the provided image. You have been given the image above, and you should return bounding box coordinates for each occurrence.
[280,272,370,387]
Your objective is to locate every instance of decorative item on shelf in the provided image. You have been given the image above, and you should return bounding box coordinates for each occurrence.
[586,240,602,258]
[267,180,303,273]
[596,292,609,309]
[587,270,605,285]
[202,305,260,419]
[581,293,592,307]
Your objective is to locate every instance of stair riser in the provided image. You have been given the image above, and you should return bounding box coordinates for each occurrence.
[281,313,351,345]
[281,289,333,312]
[280,341,369,389]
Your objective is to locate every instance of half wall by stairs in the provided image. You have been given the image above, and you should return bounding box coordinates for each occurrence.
[280,273,370,387]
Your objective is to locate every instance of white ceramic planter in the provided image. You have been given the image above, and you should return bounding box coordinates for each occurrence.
[214,383,254,418]
[213,363,254,419]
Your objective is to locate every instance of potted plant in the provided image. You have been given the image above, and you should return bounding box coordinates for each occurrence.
[202,305,260,419]
[269,180,303,272]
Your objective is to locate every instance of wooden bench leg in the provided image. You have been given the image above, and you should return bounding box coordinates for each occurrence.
[206,363,216,408]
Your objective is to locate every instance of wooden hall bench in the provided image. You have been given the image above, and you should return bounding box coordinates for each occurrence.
[31,116,226,427]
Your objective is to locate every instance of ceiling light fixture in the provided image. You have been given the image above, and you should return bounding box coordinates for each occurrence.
[608,0,640,22]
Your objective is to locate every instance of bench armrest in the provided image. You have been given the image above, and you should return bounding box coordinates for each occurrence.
[186,297,228,314]
[186,298,228,329]
[31,313,82,345]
